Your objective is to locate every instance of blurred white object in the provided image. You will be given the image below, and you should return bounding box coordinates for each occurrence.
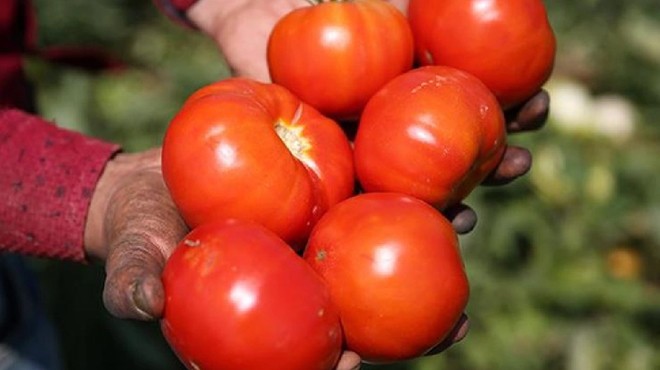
[546,77,637,143]
[592,95,636,143]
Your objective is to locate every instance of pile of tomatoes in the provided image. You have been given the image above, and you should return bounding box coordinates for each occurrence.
[159,0,556,369]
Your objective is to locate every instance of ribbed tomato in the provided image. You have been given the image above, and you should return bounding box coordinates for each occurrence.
[161,78,354,249]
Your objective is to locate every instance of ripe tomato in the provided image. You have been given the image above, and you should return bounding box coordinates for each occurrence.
[353,65,506,210]
[303,192,469,363]
[408,0,556,108]
[162,219,343,370]
[267,0,414,120]
[162,78,354,249]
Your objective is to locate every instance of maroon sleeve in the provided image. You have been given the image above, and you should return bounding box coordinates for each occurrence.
[152,0,199,29]
[0,109,121,262]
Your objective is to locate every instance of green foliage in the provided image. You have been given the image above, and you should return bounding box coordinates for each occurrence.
[26,0,659,369]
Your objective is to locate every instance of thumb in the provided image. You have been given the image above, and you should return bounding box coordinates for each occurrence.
[101,170,188,320]
[103,236,170,320]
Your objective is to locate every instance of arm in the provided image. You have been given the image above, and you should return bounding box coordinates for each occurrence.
[0,109,189,322]
[0,109,119,261]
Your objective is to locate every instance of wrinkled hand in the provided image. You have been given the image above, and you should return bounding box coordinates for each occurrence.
[84,148,188,320]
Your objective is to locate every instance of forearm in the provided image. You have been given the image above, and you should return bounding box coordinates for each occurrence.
[0,109,120,262]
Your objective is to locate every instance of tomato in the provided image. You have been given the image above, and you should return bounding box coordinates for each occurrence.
[408,0,556,108]
[267,0,414,120]
[303,192,469,363]
[162,219,343,370]
[353,65,506,210]
[162,78,354,249]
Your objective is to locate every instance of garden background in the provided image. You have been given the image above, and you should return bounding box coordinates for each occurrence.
[25,0,659,369]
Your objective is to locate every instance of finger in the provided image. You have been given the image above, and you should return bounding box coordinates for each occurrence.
[102,171,188,320]
[425,313,470,356]
[443,203,477,235]
[505,89,550,133]
[335,351,361,370]
[482,146,532,186]
[103,240,169,320]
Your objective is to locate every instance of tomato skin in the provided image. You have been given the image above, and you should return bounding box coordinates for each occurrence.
[354,65,506,210]
[162,219,343,370]
[408,0,556,108]
[267,0,414,120]
[162,78,354,249]
[303,193,469,363]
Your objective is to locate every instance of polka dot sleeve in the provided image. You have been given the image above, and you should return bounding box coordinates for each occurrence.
[0,109,121,262]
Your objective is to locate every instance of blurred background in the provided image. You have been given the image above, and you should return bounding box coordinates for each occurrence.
[24,0,659,369]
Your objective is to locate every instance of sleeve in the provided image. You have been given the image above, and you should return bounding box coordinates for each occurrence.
[0,109,121,262]
[152,0,199,29]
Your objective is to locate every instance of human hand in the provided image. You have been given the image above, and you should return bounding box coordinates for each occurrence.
[84,147,188,320]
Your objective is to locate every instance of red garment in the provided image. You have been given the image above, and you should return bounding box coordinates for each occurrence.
[0,110,119,262]
[0,0,191,261]
[0,0,120,262]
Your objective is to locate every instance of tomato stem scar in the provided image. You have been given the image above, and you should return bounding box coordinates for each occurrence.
[274,119,311,158]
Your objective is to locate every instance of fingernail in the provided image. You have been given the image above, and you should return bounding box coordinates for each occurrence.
[454,314,470,342]
[132,281,155,320]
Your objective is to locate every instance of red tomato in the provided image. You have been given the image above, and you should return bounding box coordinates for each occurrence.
[162,78,354,249]
[353,65,506,210]
[162,219,343,370]
[408,0,556,108]
[303,192,469,363]
[267,0,414,120]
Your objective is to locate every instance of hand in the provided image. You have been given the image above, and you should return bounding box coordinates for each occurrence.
[84,148,188,320]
